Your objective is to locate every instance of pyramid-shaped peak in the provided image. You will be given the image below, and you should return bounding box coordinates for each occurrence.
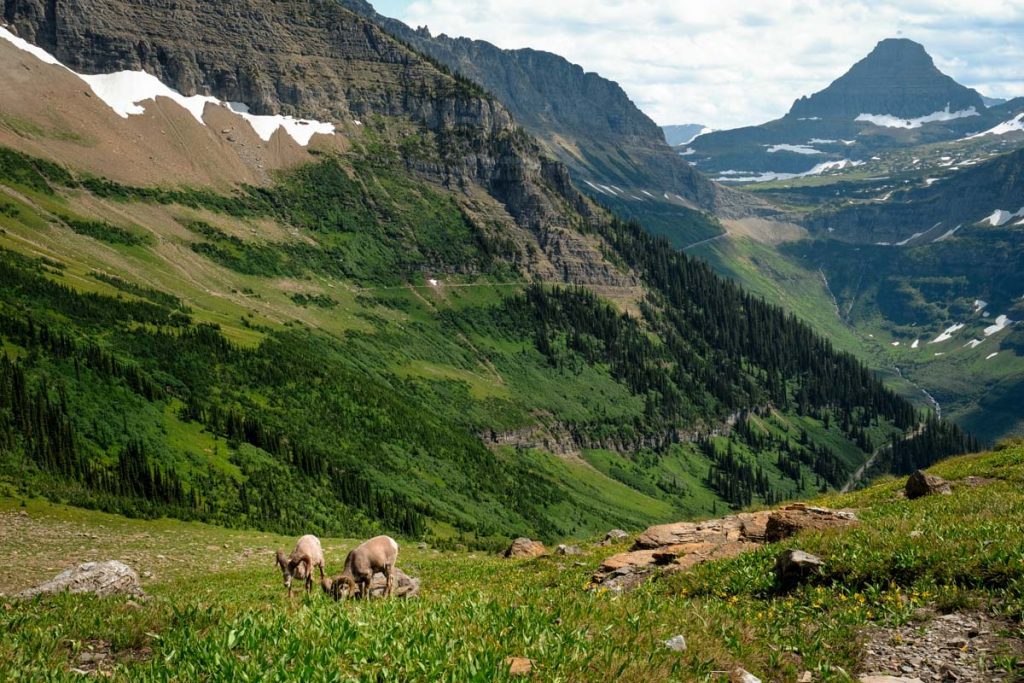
[787,38,984,121]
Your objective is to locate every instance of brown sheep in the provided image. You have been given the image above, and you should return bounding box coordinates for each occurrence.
[275,534,325,598]
[326,535,399,600]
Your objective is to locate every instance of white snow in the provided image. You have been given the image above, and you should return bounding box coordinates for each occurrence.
[966,112,1024,139]
[894,231,925,247]
[808,138,836,144]
[925,178,941,186]
[855,105,980,129]
[974,299,988,313]
[984,315,1014,337]
[682,127,715,144]
[987,352,999,360]
[797,117,822,121]
[641,190,656,199]
[985,208,1024,227]
[934,353,945,357]
[766,144,822,155]
[679,147,696,156]
[964,339,983,349]
[714,159,863,183]
[911,339,920,349]
[427,278,439,286]
[891,341,901,347]
[930,323,965,344]
[584,181,608,195]
[0,26,334,147]
[933,225,961,242]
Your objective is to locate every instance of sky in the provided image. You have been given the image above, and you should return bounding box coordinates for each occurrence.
[369,0,1024,129]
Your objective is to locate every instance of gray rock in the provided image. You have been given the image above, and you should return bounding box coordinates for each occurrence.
[555,544,581,556]
[775,549,825,588]
[16,561,145,599]
[731,668,762,683]
[858,677,925,683]
[664,635,687,652]
[905,470,952,499]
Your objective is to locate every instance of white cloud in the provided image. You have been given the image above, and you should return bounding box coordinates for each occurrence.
[386,0,1024,128]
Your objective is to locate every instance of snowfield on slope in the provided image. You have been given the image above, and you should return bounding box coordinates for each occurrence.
[856,105,979,129]
[0,26,335,146]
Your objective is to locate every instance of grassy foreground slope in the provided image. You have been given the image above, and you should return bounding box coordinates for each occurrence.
[1,443,1021,681]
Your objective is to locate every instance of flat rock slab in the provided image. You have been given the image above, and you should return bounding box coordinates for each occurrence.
[592,504,857,590]
[16,561,144,599]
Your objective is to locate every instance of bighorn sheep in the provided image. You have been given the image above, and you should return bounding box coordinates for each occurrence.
[326,535,399,600]
[275,534,325,598]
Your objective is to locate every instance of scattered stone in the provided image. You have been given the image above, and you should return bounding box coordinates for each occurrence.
[363,568,420,599]
[731,668,762,683]
[909,530,923,538]
[141,571,153,580]
[417,542,428,550]
[555,544,581,556]
[504,538,547,559]
[505,656,534,676]
[798,673,813,683]
[859,677,924,683]
[664,634,687,652]
[775,549,825,588]
[860,610,1021,682]
[599,529,629,546]
[18,510,28,518]
[15,561,145,599]
[905,470,953,499]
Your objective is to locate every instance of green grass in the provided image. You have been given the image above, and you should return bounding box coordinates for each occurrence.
[1,444,1021,681]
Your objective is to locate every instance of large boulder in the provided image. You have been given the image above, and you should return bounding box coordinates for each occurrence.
[15,561,144,599]
[905,470,952,499]
[775,549,825,588]
[504,537,547,559]
[764,504,858,542]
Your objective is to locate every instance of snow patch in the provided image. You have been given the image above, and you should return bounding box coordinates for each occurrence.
[987,352,999,360]
[974,300,988,313]
[894,231,925,247]
[766,144,822,155]
[679,147,696,156]
[967,112,1024,139]
[964,339,983,349]
[682,126,715,144]
[933,225,961,243]
[925,178,941,186]
[855,105,979,129]
[714,159,863,183]
[911,339,920,349]
[930,323,965,344]
[985,208,1024,227]
[891,341,901,347]
[984,315,1014,337]
[0,27,334,146]
[584,180,608,195]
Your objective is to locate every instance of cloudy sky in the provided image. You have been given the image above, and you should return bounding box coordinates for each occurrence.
[371,0,1024,129]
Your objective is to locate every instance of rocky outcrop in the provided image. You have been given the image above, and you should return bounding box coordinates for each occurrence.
[905,470,953,499]
[590,504,856,590]
[15,561,145,599]
[504,538,547,559]
[764,503,858,542]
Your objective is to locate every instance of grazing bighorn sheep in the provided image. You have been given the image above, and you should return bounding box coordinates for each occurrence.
[275,534,325,598]
[326,535,399,600]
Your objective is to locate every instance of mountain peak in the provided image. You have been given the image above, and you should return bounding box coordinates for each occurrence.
[788,38,985,120]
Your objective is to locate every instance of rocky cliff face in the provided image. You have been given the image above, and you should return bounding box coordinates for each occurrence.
[337,0,739,217]
[3,0,637,284]
[788,39,985,121]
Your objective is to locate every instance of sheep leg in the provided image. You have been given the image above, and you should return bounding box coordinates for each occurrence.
[384,564,394,597]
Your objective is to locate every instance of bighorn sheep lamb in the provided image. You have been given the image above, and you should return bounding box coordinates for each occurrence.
[326,535,399,600]
[275,534,325,598]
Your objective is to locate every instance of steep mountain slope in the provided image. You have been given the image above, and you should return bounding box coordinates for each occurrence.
[688,39,1011,179]
[0,1,953,545]
[336,0,781,247]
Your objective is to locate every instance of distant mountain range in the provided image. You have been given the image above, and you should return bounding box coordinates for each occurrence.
[687,39,1024,180]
